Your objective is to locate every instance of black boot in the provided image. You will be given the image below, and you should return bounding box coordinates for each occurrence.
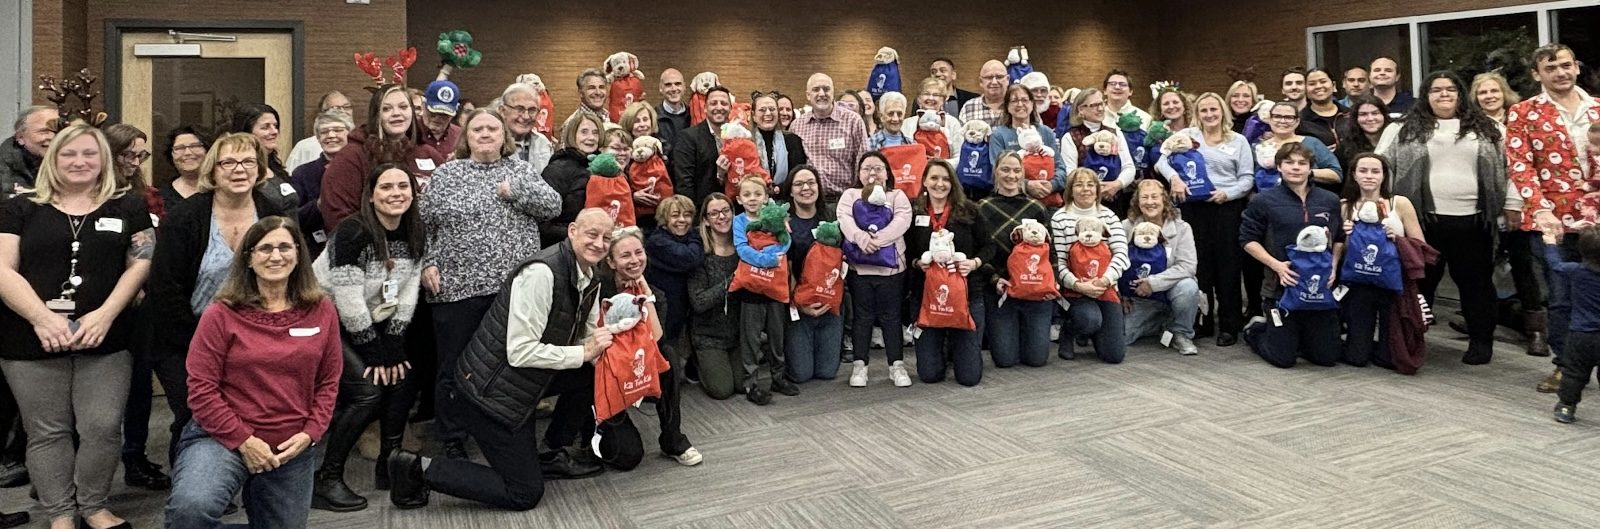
[122,454,171,490]
[387,451,429,509]
[311,462,368,512]
[374,433,402,491]
[0,458,26,488]
[0,511,25,529]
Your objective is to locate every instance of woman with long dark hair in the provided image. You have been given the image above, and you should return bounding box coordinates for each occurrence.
[319,84,448,229]
[1376,71,1508,364]
[906,159,988,385]
[1333,95,1391,172]
[1337,153,1424,367]
[229,104,300,214]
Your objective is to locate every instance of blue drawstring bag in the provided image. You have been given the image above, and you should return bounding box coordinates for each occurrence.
[1278,244,1337,311]
[1254,167,1281,191]
[1168,150,1215,203]
[1120,244,1169,302]
[1340,220,1402,291]
[957,140,992,193]
[1054,104,1073,139]
[868,47,901,101]
[1124,130,1151,171]
[1082,150,1122,183]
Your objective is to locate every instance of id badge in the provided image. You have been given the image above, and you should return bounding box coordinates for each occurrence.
[45,299,76,313]
[382,279,400,304]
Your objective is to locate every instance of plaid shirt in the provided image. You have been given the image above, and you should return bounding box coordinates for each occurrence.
[789,109,868,197]
[959,97,1005,129]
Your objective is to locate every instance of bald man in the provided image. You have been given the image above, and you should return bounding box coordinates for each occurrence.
[958,60,1009,127]
[656,68,691,153]
[390,208,644,511]
[788,73,868,202]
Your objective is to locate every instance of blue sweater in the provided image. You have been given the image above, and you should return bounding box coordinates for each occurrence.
[733,212,792,268]
[987,124,1068,193]
[1545,244,1600,332]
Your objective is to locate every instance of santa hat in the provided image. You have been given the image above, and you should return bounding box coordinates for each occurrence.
[1019,72,1049,92]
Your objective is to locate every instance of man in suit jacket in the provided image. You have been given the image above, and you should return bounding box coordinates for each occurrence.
[670,86,733,207]
[932,58,978,116]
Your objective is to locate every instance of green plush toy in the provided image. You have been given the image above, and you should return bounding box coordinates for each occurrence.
[812,221,842,247]
[1145,120,1172,147]
[1116,111,1143,133]
[747,200,791,246]
[436,30,482,78]
[588,152,622,177]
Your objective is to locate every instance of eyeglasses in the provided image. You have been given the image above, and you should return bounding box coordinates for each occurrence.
[980,75,1008,82]
[217,159,259,172]
[1269,114,1298,121]
[172,142,206,153]
[502,105,537,116]
[316,126,349,137]
[860,165,887,174]
[1081,102,1106,110]
[793,180,818,189]
[120,151,151,163]
[328,104,353,113]
[704,208,733,219]
[1106,81,1130,88]
[252,242,298,257]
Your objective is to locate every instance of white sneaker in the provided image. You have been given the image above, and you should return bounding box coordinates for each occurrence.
[1172,335,1198,356]
[849,360,869,387]
[890,361,912,387]
[1050,323,1062,342]
[872,328,885,349]
[672,447,703,466]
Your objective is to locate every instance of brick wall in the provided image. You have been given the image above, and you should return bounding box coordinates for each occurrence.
[407,0,1163,112]
[32,0,88,86]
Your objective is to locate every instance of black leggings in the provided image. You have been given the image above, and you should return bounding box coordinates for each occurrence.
[1181,199,1247,332]
[318,337,419,475]
[1417,215,1496,346]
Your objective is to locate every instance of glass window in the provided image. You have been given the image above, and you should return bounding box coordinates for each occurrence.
[1314,25,1412,99]
[1553,6,1600,95]
[1422,13,1539,98]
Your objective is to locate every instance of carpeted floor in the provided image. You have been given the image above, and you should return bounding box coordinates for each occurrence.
[3,313,1595,528]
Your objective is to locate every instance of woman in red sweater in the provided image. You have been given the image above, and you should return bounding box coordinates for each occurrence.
[165,216,342,529]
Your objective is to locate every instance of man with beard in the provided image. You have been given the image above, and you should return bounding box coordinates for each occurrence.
[958,61,1009,128]
[498,83,555,173]
[1280,67,1308,111]
[1369,57,1415,116]
[562,69,611,142]
[655,69,691,154]
[790,73,868,207]
[0,106,57,200]
[670,86,733,207]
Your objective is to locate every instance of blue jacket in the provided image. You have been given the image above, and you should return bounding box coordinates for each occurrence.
[1239,183,1344,264]
[987,124,1068,193]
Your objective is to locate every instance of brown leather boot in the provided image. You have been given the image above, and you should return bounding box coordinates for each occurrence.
[1525,310,1550,357]
[1537,368,1562,393]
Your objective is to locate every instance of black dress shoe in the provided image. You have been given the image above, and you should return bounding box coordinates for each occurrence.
[1216,332,1238,347]
[387,451,429,509]
[770,377,800,397]
[0,460,27,488]
[123,456,171,491]
[745,385,772,406]
[440,442,468,460]
[1461,341,1493,365]
[538,449,604,480]
[0,511,25,529]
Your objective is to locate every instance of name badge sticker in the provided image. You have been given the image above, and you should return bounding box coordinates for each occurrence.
[828,138,846,150]
[95,218,123,233]
[289,327,321,337]
[914,215,930,227]
[416,158,437,171]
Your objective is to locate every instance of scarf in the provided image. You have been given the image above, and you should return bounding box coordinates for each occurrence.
[755,128,790,185]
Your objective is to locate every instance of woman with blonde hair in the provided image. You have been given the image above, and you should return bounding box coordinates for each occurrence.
[620,102,658,142]
[1470,72,1520,125]
[1226,80,1270,143]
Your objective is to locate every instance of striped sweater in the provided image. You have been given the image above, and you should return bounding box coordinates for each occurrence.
[1050,204,1129,286]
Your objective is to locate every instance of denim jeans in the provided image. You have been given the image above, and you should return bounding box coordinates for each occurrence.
[1537,233,1581,368]
[915,294,986,385]
[1061,297,1127,363]
[1123,278,1200,345]
[788,311,843,382]
[166,421,315,529]
[987,297,1053,368]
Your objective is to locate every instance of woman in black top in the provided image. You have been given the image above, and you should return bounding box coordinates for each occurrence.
[751,93,808,197]
[906,159,989,385]
[156,126,211,215]
[540,112,606,245]
[0,123,151,529]
[229,104,300,214]
[781,166,843,383]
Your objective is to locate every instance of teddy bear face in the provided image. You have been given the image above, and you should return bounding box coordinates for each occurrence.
[630,136,661,161]
[517,73,547,93]
[1162,132,1194,154]
[692,72,718,94]
[963,120,991,144]
[1084,130,1117,157]
[1075,216,1105,246]
[926,229,958,263]
[1295,225,1329,252]
[918,109,942,131]
[721,121,752,140]
[1255,141,1279,169]
[1018,128,1044,153]
[1132,221,1162,249]
[605,52,635,78]
[1355,200,1380,223]
[602,292,646,332]
[1012,218,1047,245]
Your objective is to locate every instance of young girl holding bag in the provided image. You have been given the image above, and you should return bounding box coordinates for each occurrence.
[837,152,915,388]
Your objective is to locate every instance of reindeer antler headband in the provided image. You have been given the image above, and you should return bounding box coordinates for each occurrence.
[354,48,418,91]
[38,68,108,131]
[1225,65,1258,84]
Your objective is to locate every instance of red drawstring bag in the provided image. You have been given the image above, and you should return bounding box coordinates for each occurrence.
[1006,241,1059,301]
[593,289,668,423]
[919,265,975,330]
[690,92,707,127]
[881,144,928,199]
[730,231,790,303]
[534,91,557,143]
[1064,243,1120,302]
[1022,151,1061,207]
[915,128,950,159]
[628,156,673,218]
[585,174,638,227]
[792,244,846,314]
[608,76,644,123]
[720,137,771,197]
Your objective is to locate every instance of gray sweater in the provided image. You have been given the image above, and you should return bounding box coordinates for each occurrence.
[420,157,561,303]
[1156,128,1256,201]
[1120,216,1198,293]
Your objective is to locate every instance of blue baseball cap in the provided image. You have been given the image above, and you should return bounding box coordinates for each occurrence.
[424,80,460,116]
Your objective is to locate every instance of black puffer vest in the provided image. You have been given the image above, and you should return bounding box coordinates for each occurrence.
[455,242,611,430]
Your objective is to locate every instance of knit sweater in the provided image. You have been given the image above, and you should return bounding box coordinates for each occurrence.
[186,299,341,450]
[1050,203,1130,285]
[312,220,421,366]
[688,251,739,350]
[420,156,561,303]
[974,192,1052,285]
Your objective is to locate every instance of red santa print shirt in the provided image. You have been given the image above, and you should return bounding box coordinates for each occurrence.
[1506,90,1600,230]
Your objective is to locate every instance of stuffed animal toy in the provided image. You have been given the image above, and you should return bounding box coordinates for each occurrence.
[628,135,673,218]
[1017,127,1061,207]
[434,30,481,80]
[749,200,791,246]
[516,73,557,142]
[1340,200,1403,291]
[1005,46,1033,83]
[604,52,645,123]
[1080,129,1123,183]
[1142,120,1172,168]
[843,184,900,268]
[689,71,720,126]
[719,121,771,197]
[913,109,950,159]
[583,153,637,227]
[1117,112,1151,172]
[1244,99,1275,143]
[868,47,902,101]
[920,229,967,267]
[593,291,666,423]
[958,120,993,194]
[794,221,848,314]
[1163,132,1215,203]
[1005,218,1058,301]
[1254,139,1282,190]
[1120,221,1169,302]
[1280,225,1337,311]
[1066,216,1119,302]
[730,199,792,303]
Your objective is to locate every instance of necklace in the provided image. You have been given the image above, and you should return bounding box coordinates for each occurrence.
[60,214,86,300]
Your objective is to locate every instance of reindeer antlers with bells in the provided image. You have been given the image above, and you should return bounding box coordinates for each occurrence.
[353,47,418,92]
[38,68,108,131]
